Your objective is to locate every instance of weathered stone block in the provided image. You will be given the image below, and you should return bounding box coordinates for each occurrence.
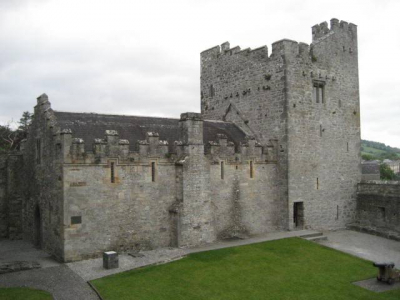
[103,251,119,269]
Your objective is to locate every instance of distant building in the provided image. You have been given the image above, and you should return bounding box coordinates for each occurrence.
[361,161,380,181]
[387,160,400,174]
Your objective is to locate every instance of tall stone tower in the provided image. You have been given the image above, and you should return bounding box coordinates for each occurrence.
[200,19,361,231]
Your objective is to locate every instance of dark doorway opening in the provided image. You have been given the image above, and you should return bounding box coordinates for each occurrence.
[293,202,304,229]
[34,205,42,249]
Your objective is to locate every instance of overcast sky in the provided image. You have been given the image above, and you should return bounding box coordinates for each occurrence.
[0,0,399,147]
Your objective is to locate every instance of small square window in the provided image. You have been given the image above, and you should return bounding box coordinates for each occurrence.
[71,216,82,225]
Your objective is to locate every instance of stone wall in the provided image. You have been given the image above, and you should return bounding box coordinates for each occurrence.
[200,18,361,232]
[60,112,277,261]
[201,41,289,231]
[63,161,178,261]
[0,154,7,238]
[0,153,24,239]
[286,19,361,230]
[22,94,64,260]
[210,161,280,238]
[350,181,400,240]
[6,153,23,239]
[177,114,216,247]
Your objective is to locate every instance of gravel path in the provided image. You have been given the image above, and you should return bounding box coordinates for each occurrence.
[0,265,99,300]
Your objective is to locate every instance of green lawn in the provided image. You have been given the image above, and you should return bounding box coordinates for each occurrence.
[91,238,400,300]
[0,287,53,300]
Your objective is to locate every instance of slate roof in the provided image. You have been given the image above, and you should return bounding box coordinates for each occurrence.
[53,111,248,152]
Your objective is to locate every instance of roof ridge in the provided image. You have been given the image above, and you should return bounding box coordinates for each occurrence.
[53,110,180,121]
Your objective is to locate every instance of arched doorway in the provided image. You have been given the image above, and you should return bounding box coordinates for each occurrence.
[34,205,42,249]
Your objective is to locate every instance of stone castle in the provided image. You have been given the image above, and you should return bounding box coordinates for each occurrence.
[0,19,362,262]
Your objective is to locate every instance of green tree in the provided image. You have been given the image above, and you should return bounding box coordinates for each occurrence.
[0,123,18,153]
[18,111,33,135]
[0,111,33,153]
[380,163,395,180]
[361,153,375,161]
[379,152,399,161]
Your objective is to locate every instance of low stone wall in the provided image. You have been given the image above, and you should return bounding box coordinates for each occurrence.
[0,154,7,238]
[350,181,400,241]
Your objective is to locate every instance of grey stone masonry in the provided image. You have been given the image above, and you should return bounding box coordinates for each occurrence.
[0,153,24,239]
[18,93,275,261]
[351,181,400,241]
[0,154,7,238]
[201,18,361,232]
[1,18,365,262]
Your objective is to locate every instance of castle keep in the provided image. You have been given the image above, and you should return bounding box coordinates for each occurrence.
[0,19,362,262]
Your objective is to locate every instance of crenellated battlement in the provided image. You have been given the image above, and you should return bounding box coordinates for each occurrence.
[30,97,274,166]
[205,133,276,163]
[312,18,357,42]
[201,42,269,64]
[57,122,276,165]
[202,18,357,69]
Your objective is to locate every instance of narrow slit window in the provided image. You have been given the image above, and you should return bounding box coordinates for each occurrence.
[36,139,41,165]
[250,161,254,178]
[210,84,215,97]
[313,85,319,103]
[151,162,156,182]
[320,125,323,137]
[110,162,115,183]
[316,177,319,190]
[346,142,349,152]
[221,161,224,180]
[336,205,339,220]
[378,207,386,220]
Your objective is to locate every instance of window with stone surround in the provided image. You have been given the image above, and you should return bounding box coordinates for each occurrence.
[313,81,325,103]
[221,161,224,180]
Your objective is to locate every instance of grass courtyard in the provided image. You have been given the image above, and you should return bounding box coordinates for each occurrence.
[91,238,400,300]
[0,287,53,300]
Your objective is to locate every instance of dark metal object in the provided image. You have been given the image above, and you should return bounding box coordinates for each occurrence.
[373,262,399,285]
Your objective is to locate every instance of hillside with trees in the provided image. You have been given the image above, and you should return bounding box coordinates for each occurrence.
[361,139,400,161]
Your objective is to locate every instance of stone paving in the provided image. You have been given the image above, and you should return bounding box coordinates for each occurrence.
[353,278,400,293]
[67,248,186,281]
[320,230,400,268]
[0,265,99,300]
[2,229,400,299]
[68,229,319,281]
[0,239,60,269]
